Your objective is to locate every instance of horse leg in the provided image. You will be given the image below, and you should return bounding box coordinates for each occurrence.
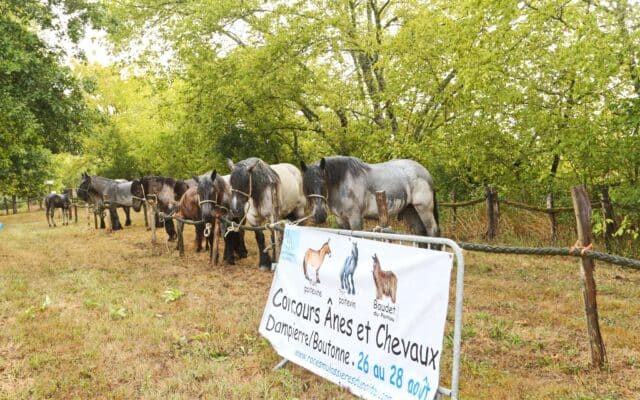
[124,206,131,226]
[410,203,440,249]
[315,267,321,284]
[177,221,185,256]
[165,219,177,241]
[110,208,122,231]
[347,215,363,231]
[50,207,56,227]
[195,224,204,252]
[254,230,271,270]
[236,230,248,258]
[99,210,106,229]
[154,212,164,228]
[223,234,235,265]
[350,272,356,295]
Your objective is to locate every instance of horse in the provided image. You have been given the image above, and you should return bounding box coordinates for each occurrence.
[77,173,120,230]
[301,156,439,244]
[112,179,142,226]
[173,186,206,255]
[372,254,397,303]
[133,176,180,240]
[302,239,331,284]
[44,189,71,227]
[227,157,306,270]
[340,240,358,295]
[193,170,247,265]
[77,173,143,230]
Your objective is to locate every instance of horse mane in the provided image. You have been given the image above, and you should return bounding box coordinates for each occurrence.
[234,158,280,210]
[321,156,370,188]
[142,176,176,192]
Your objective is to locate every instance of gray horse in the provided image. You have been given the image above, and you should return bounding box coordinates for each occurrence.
[301,156,439,240]
[77,173,143,230]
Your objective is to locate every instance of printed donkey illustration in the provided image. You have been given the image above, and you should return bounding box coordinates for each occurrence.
[372,254,398,303]
[302,239,331,284]
[341,241,359,295]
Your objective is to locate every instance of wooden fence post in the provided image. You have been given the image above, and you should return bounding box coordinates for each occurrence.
[485,186,498,240]
[600,186,617,253]
[571,185,607,369]
[546,193,558,243]
[375,191,389,229]
[451,190,457,226]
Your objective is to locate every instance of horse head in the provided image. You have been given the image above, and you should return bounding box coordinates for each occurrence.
[228,158,257,220]
[77,172,92,202]
[130,180,145,211]
[195,170,220,223]
[301,159,328,224]
[372,253,380,272]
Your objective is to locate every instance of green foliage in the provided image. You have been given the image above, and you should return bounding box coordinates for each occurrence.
[162,288,184,303]
[0,0,104,197]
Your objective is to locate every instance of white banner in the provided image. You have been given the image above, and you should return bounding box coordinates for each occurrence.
[259,226,453,400]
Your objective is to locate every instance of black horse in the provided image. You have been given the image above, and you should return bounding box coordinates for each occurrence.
[78,173,143,230]
[194,170,247,265]
[45,189,71,227]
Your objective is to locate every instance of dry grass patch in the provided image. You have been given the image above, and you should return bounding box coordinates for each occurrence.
[0,209,639,399]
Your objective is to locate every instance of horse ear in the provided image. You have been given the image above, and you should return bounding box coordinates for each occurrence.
[226,159,235,170]
[192,174,200,184]
[211,170,217,181]
[320,158,326,170]
[300,161,307,172]
[246,159,259,172]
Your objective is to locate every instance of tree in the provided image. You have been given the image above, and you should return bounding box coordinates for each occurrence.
[0,0,102,199]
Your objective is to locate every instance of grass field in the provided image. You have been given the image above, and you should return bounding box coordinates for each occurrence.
[1,209,639,399]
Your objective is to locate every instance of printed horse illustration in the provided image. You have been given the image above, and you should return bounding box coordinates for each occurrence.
[45,189,71,227]
[340,241,359,295]
[227,157,306,270]
[372,254,398,303]
[193,170,247,265]
[303,239,331,284]
[301,156,439,247]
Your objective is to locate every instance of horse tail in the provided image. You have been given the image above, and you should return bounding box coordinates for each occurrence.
[432,187,440,234]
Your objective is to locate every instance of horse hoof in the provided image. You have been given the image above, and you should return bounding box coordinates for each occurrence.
[224,259,235,265]
[259,265,271,272]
